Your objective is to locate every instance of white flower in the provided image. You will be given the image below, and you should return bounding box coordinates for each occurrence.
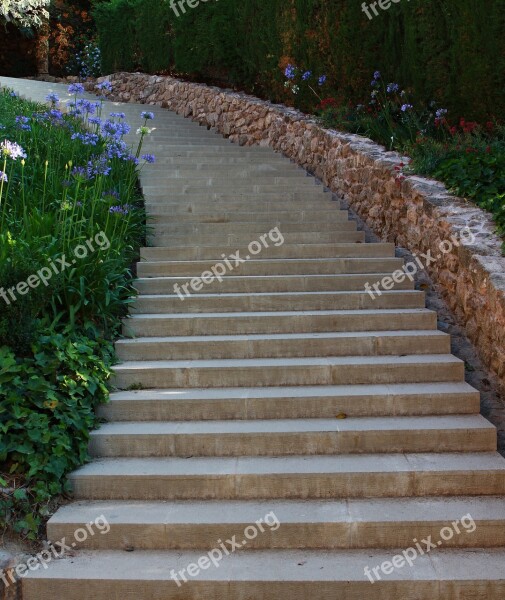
[136,126,155,135]
[291,85,300,95]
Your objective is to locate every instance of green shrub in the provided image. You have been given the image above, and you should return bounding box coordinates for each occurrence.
[0,329,113,537]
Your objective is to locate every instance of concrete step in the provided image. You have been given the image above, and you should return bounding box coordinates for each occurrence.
[100,382,481,422]
[143,175,319,187]
[145,191,332,202]
[122,308,436,337]
[134,274,413,295]
[145,142,275,151]
[148,210,349,224]
[47,496,505,550]
[115,331,450,362]
[68,453,505,500]
[140,242,394,260]
[152,230,366,245]
[144,200,341,213]
[88,415,495,457]
[112,354,464,390]
[131,290,426,314]
[144,183,323,195]
[150,154,293,165]
[150,223,357,237]
[137,257,404,277]
[144,199,342,213]
[21,548,505,600]
[143,167,311,178]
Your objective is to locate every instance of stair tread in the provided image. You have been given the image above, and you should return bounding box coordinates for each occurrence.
[127,308,433,319]
[70,452,505,477]
[108,381,479,401]
[114,354,462,370]
[21,548,505,583]
[91,415,494,435]
[49,496,505,525]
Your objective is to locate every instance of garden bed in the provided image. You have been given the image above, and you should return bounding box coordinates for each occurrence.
[0,85,149,540]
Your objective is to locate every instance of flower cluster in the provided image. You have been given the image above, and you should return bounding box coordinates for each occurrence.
[1,140,27,160]
[70,42,102,79]
[64,85,155,176]
[15,116,31,132]
[109,204,131,216]
[68,83,85,96]
[283,64,327,100]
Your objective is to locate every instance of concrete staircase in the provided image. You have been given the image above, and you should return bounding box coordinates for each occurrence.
[5,78,505,599]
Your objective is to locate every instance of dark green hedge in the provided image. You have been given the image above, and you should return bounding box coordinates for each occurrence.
[93,0,505,120]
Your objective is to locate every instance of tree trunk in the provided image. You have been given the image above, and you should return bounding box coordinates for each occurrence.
[35,21,50,75]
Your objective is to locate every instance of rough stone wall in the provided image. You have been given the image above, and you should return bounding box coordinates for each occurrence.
[88,72,505,390]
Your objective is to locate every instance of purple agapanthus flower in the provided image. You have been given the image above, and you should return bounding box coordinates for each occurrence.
[46,93,60,104]
[87,154,112,178]
[1,140,27,160]
[75,99,97,115]
[302,71,312,81]
[436,108,448,119]
[104,139,129,160]
[141,111,155,120]
[71,132,99,146]
[102,119,130,138]
[110,112,126,119]
[126,154,139,165]
[401,104,413,112]
[103,189,120,200]
[96,81,113,92]
[71,166,88,179]
[284,64,296,80]
[373,71,381,80]
[387,83,399,94]
[68,83,85,95]
[141,154,156,164]
[109,204,130,216]
[15,116,31,131]
[318,75,327,86]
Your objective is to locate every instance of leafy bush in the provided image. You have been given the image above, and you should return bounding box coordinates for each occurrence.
[0,329,113,536]
[0,86,152,537]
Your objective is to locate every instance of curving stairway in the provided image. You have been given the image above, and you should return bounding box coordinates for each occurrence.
[3,77,505,600]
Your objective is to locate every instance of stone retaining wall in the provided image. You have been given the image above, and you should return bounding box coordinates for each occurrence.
[89,72,505,390]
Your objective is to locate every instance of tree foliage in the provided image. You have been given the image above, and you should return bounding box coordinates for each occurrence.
[0,0,50,29]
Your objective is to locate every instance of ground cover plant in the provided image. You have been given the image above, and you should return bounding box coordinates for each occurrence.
[0,85,153,538]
